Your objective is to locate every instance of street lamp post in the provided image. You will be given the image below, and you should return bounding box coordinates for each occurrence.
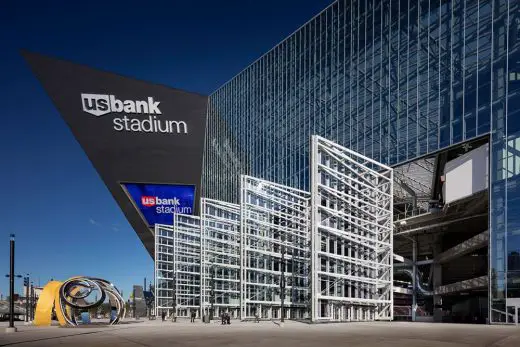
[132,287,136,319]
[24,274,30,322]
[30,282,35,321]
[6,234,16,333]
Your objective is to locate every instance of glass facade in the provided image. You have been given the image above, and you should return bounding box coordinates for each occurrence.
[202,0,520,323]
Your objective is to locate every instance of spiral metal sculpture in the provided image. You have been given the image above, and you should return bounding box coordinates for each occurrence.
[34,276,126,327]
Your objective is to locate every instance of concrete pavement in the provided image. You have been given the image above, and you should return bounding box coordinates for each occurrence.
[1,319,520,346]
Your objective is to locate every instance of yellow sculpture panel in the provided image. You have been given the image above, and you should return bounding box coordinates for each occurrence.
[33,281,62,326]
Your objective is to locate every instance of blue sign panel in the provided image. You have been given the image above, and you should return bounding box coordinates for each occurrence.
[123,183,195,226]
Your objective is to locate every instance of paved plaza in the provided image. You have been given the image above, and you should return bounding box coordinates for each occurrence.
[1,320,520,347]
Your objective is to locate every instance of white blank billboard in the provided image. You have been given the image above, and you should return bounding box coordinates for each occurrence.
[443,143,489,204]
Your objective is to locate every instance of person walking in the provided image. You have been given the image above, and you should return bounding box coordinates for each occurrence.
[190,310,196,323]
[161,311,166,322]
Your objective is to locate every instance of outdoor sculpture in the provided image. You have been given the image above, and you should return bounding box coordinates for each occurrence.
[34,276,125,327]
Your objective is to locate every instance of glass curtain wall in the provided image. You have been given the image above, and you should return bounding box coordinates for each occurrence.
[203,0,497,200]
[203,0,520,323]
[490,0,520,324]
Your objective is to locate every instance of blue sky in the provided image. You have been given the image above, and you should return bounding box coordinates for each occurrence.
[0,0,332,300]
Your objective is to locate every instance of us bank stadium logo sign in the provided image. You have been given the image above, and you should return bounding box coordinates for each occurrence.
[141,196,191,214]
[123,183,195,226]
[81,93,188,134]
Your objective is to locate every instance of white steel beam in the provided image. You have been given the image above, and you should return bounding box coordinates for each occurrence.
[310,135,393,322]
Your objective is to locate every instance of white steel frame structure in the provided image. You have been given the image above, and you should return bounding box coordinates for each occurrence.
[310,135,393,322]
[172,214,201,318]
[240,175,311,320]
[200,198,241,319]
[154,216,201,319]
[154,224,175,317]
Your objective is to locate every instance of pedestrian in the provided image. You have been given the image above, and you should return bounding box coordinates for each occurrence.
[161,311,165,322]
[226,312,231,325]
[190,310,196,323]
[221,312,225,325]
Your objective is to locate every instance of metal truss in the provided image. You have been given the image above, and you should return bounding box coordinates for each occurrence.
[393,158,435,220]
[200,198,241,319]
[240,175,311,320]
[310,135,393,322]
[172,214,201,317]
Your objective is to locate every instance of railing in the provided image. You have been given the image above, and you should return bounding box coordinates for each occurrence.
[393,306,429,317]
[394,207,429,222]
[491,308,518,325]
[393,306,411,317]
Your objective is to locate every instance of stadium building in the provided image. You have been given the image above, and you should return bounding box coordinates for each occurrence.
[25,0,520,324]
